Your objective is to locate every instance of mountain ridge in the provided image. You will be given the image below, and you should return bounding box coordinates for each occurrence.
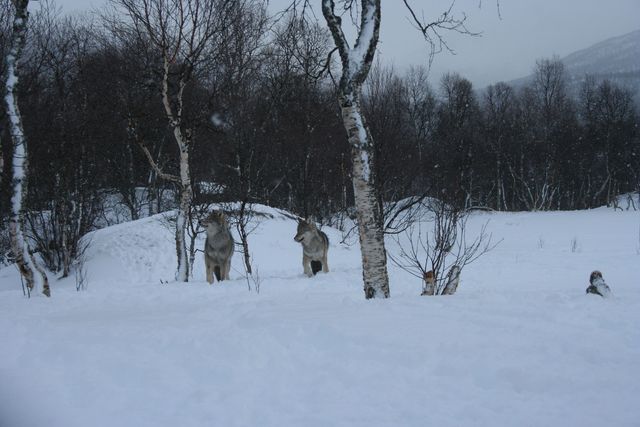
[504,29,640,99]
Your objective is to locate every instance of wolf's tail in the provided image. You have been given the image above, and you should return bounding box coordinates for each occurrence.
[214,266,222,281]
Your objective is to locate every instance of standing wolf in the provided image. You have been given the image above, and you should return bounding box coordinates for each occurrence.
[294,219,329,277]
[200,211,234,283]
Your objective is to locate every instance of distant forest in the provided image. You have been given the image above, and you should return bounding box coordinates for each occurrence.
[2,1,638,242]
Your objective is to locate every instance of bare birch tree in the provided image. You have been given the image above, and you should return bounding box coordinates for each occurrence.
[320,0,390,298]
[319,0,476,299]
[4,0,51,296]
[107,0,233,281]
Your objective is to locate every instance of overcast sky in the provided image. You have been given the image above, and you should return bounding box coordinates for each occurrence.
[49,0,640,88]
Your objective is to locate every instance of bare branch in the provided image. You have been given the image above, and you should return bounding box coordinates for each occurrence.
[390,199,500,295]
[128,119,180,183]
[402,0,480,67]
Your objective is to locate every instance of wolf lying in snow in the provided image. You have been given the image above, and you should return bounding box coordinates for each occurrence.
[294,219,329,277]
[200,211,234,284]
[586,270,611,297]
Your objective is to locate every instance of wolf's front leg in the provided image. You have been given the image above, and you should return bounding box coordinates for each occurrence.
[206,262,214,284]
[302,254,312,277]
[223,259,232,280]
[322,252,329,273]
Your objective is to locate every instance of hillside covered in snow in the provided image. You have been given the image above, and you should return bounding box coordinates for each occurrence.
[508,29,640,99]
[1,204,639,427]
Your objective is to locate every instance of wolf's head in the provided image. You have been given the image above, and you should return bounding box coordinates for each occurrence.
[294,219,317,243]
[590,270,603,285]
[200,211,228,232]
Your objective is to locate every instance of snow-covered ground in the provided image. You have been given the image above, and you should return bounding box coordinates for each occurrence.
[1,205,639,427]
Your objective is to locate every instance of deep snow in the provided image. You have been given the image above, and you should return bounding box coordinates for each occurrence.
[1,205,639,427]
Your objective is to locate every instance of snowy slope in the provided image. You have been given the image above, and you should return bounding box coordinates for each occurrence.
[507,29,640,99]
[562,29,640,77]
[1,205,639,427]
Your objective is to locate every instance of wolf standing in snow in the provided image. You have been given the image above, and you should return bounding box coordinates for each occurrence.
[200,211,234,283]
[294,219,329,277]
[586,270,611,297]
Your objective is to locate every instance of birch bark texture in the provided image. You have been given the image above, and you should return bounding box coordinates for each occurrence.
[322,0,390,298]
[4,0,51,297]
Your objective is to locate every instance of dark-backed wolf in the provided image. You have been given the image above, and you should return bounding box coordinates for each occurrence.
[200,211,234,284]
[294,219,329,277]
[586,270,611,297]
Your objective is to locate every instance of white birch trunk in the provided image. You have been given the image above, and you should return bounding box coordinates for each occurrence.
[441,265,461,295]
[175,146,192,282]
[341,102,390,298]
[161,58,192,282]
[4,0,50,297]
[422,271,436,296]
[323,0,390,298]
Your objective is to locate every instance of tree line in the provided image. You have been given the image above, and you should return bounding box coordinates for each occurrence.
[1,0,638,288]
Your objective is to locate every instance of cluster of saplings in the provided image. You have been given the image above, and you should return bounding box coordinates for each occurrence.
[1,0,638,279]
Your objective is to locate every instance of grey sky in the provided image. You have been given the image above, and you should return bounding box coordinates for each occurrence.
[50,0,640,88]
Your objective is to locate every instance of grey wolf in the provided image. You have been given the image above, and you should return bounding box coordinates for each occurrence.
[586,270,611,297]
[200,211,234,283]
[294,219,329,277]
